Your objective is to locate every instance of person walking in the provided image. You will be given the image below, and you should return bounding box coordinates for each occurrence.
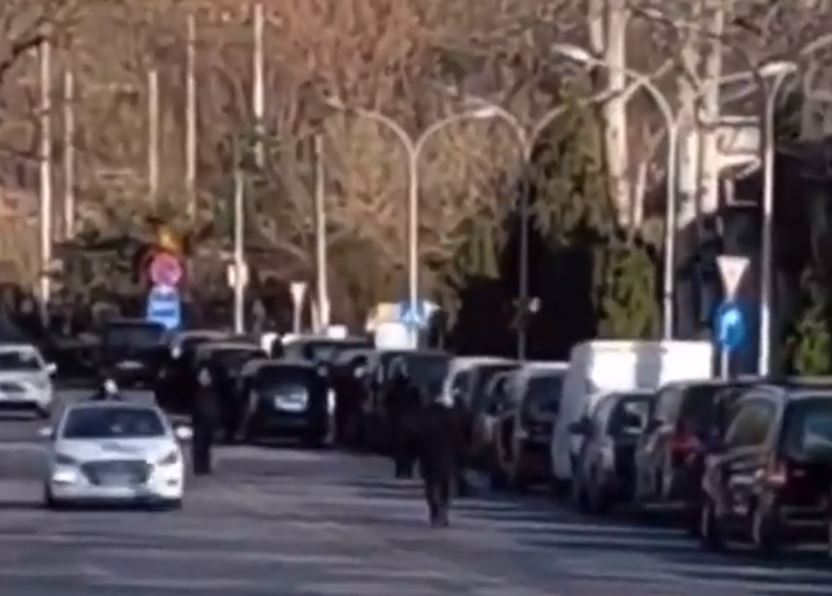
[412,393,468,527]
[191,366,220,476]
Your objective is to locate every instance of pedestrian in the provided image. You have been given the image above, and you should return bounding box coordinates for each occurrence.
[412,391,468,528]
[191,366,220,476]
[386,359,422,479]
[335,354,369,448]
[91,375,122,401]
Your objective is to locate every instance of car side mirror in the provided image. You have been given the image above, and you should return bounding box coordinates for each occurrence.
[46,362,57,376]
[174,425,193,442]
[568,418,592,436]
[38,426,54,441]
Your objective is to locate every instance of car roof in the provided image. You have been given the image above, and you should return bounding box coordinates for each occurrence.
[0,343,37,353]
[240,358,316,376]
[105,318,164,328]
[198,341,262,353]
[66,400,161,413]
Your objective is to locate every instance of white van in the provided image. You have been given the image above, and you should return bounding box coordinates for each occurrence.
[550,340,714,483]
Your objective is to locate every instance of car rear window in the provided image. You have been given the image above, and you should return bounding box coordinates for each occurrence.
[255,366,318,389]
[63,407,166,439]
[472,364,518,411]
[782,398,832,462]
[104,324,165,350]
[678,384,742,432]
[523,374,564,415]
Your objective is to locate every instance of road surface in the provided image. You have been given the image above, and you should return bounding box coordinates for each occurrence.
[0,392,831,595]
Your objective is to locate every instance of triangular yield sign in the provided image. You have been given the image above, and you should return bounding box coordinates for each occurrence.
[717,255,749,300]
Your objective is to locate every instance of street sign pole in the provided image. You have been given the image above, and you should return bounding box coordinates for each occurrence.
[715,255,750,380]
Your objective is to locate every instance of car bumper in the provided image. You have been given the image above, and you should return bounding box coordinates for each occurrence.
[250,414,327,438]
[47,464,184,503]
[0,390,52,411]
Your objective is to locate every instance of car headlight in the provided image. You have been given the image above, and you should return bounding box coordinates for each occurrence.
[55,453,78,466]
[158,450,180,466]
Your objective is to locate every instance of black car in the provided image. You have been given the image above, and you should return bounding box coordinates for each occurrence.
[283,337,373,368]
[237,360,331,445]
[634,379,759,505]
[364,350,451,452]
[157,330,228,413]
[700,384,832,553]
[99,319,168,389]
[569,390,654,513]
[193,341,267,440]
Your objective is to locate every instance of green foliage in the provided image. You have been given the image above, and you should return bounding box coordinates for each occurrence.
[788,270,832,376]
[595,240,660,339]
[532,94,616,244]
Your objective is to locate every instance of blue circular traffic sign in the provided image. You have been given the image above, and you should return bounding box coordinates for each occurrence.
[714,302,746,352]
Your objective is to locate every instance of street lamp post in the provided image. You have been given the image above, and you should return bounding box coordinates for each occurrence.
[757,62,797,376]
[551,44,679,339]
[326,99,498,346]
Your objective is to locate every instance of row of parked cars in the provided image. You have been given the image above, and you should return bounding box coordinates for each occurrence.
[435,341,832,556]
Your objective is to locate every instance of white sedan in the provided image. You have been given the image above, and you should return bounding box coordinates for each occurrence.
[41,401,192,509]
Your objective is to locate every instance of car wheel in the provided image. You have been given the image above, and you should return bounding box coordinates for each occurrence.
[751,504,777,555]
[700,498,724,551]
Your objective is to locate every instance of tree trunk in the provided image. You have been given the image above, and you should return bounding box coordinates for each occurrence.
[602,0,630,227]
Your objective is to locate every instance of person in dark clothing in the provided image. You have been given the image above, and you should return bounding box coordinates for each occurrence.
[335,355,369,448]
[411,398,468,527]
[192,366,220,475]
[90,377,122,401]
[386,359,423,478]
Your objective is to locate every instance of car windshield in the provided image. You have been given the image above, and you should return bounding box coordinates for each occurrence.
[0,350,42,371]
[295,341,370,363]
[103,324,165,350]
[783,398,832,462]
[62,407,166,439]
[523,374,564,415]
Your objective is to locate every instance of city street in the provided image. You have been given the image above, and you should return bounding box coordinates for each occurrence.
[0,393,831,595]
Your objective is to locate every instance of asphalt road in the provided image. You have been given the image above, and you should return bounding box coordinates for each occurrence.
[0,391,831,595]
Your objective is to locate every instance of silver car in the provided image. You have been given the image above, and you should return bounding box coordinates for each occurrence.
[0,343,56,418]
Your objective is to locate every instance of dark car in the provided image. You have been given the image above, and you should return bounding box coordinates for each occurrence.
[364,350,451,452]
[237,360,331,446]
[634,379,759,505]
[193,341,267,441]
[490,365,568,490]
[284,337,373,368]
[569,390,654,513]
[700,384,832,553]
[99,319,168,389]
[157,330,228,413]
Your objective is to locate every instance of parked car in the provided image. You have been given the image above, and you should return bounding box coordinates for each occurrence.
[700,383,832,553]
[634,380,757,506]
[470,369,519,471]
[568,390,654,513]
[551,340,714,485]
[192,341,267,441]
[490,363,568,490]
[0,343,56,418]
[99,319,168,390]
[363,349,451,452]
[283,336,373,368]
[237,360,332,446]
[440,357,518,462]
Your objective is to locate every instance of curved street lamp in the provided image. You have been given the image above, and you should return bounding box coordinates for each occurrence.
[551,43,679,340]
[325,97,500,345]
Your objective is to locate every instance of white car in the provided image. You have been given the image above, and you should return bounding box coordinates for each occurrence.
[0,343,56,418]
[41,401,192,508]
